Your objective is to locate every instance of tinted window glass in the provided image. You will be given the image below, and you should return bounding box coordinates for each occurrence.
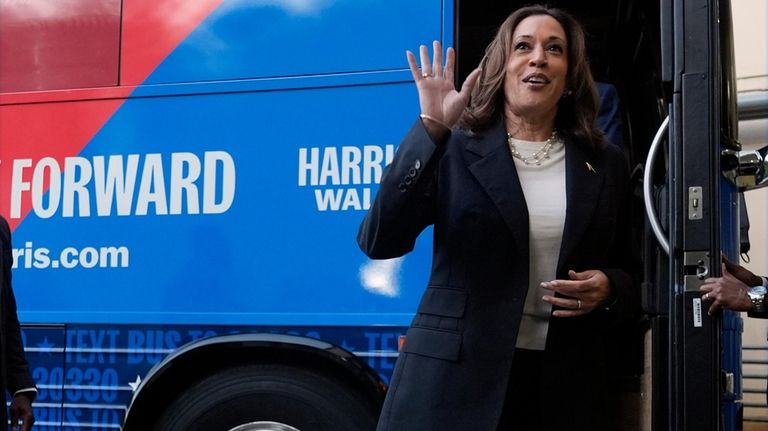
[0,0,120,93]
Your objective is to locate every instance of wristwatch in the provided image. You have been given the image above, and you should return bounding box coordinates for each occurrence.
[747,285,768,313]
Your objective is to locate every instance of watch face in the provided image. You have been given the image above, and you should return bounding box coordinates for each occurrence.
[749,285,768,299]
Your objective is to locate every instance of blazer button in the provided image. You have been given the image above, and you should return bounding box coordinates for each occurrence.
[408,168,417,177]
[414,159,421,169]
[404,176,413,185]
[398,183,407,192]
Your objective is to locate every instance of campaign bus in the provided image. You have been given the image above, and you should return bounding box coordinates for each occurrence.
[1,0,765,430]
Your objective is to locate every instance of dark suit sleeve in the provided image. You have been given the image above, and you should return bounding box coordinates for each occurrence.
[0,217,36,394]
[357,119,443,259]
[596,82,624,149]
[598,146,640,323]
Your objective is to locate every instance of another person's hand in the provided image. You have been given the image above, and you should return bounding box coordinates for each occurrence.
[541,269,612,317]
[700,263,752,315]
[406,40,481,134]
[10,392,34,431]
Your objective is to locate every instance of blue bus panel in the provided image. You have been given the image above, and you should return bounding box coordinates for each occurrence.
[24,324,404,430]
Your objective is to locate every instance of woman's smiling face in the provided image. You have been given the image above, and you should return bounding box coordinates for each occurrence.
[504,14,569,121]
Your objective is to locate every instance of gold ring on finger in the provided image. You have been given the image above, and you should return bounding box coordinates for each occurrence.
[577,299,582,310]
[422,72,431,79]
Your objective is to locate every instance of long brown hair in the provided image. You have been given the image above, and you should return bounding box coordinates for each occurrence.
[458,5,604,151]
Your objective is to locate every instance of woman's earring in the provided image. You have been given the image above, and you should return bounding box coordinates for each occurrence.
[562,90,573,98]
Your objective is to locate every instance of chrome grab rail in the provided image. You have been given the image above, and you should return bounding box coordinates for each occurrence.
[643,115,670,255]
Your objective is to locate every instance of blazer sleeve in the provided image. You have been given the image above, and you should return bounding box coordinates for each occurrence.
[0,217,36,394]
[357,119,443,259]
[598,146,640,324]
[747,309,768,319]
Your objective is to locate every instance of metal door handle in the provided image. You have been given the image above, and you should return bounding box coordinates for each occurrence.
[643,116,670,255]
[722,146,768,191]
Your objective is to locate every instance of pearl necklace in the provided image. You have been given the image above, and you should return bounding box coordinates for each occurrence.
[506,131,558,166]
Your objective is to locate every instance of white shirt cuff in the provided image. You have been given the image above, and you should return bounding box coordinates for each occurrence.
[761,276,768,287]
[13,388,37,399]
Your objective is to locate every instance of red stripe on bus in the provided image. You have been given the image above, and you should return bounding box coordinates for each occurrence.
[0,98,126,231]
[1,0,224,231]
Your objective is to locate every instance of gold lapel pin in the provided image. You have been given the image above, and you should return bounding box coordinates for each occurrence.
[586,162,597,173]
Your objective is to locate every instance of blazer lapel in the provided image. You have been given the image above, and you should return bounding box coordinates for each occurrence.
[466,118,530,260]
[556,141,605,274]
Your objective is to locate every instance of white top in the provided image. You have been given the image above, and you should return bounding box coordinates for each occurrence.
[509,135,567,350]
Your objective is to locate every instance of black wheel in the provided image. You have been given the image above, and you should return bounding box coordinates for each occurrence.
[152,364,379,431]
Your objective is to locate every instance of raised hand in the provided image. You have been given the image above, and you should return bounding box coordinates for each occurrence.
[406,40,481,131]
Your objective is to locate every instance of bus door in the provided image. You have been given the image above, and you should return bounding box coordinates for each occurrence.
[646,0,743,429]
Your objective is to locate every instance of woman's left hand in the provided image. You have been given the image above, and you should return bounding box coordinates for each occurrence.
[540,270,612,317]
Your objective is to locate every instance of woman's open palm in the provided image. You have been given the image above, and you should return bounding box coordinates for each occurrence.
[407,40,481,128]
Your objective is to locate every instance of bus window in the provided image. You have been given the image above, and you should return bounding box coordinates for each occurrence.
[122,1,441,86]
[0,0,120,93]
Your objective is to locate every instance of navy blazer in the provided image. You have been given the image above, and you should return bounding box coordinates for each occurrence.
[358,117,637,431]
[0,217,36,427]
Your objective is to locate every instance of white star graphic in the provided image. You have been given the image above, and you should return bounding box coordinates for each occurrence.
[128,375,142,392]
[37,337,56,354]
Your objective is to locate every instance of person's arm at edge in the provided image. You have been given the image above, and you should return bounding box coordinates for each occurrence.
[1,217,37,431]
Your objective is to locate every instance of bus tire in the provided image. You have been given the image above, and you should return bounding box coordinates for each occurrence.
[152,363,379,431]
